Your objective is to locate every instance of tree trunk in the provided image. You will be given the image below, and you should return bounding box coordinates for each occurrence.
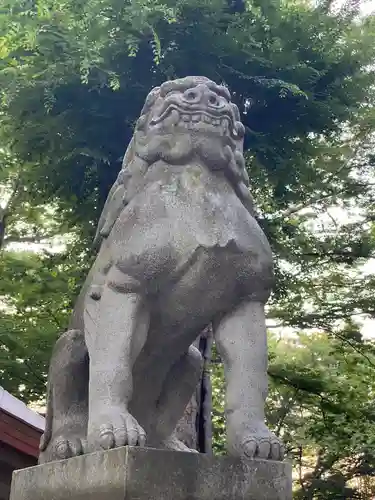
[175,325,213,453]
[0,206,8,250]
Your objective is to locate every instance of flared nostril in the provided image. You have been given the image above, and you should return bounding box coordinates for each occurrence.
[208,94,219,106]
[183,89,200,102]
[182,85,222,107]
[186,90,197,100]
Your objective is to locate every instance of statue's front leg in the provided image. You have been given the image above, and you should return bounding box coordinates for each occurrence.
[214,300,284,461]
[85,267,149,452]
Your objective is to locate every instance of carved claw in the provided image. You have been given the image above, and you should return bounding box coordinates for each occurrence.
[162,433,199,453]
[39,435,86,464]
[242,436,283,460]
[55,437,85,458]
[247,433,283,461]
[89,409,146,452]
[228,422,284,461]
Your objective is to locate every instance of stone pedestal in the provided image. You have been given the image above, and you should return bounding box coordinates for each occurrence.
[10,447,292,500]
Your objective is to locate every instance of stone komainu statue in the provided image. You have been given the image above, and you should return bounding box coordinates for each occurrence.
[39,76,283,464]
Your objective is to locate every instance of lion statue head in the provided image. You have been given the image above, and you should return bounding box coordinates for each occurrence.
[94,76,255,245]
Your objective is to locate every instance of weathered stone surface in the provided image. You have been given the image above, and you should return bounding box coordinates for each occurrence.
[39,76,283,466]
[11,447,292,500]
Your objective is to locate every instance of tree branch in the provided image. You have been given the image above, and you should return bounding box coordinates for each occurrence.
[3,231,63,247]
[274,388,300,436]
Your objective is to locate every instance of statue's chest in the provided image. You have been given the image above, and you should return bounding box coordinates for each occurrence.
[160,175,259,254]
[110,172,272,292]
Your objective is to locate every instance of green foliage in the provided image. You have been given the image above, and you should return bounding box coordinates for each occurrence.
[211,346,226,455]
[212,332,375,497]
[271,332,375,498]
[0,245,89,401]
[0,0,375,234]
[0,0,375,497]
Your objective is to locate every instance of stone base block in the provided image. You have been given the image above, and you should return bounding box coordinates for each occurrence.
[10,446,292,500]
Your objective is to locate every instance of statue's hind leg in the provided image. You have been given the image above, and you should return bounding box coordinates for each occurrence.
[150,345,203,451]
[39,329,89,464]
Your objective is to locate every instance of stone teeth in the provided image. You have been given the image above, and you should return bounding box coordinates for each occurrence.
[170,109,180,125]
[223,118,230,133]
[164,109,180,127]
[176,112,227,128]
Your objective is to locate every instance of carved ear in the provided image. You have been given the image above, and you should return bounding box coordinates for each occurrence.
[121,136,136,169]
[93,156,150,250]
[92,137,136,249]
[140,86,160,115]
[92,180,122,249]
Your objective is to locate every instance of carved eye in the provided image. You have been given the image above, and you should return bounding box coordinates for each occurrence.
[209,94,219,105]
[186,91,196,100]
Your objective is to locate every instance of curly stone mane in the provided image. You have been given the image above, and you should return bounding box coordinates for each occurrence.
[94,76,255,246]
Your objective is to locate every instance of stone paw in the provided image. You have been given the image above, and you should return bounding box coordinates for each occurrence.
[88,409,146,452]
[230,423,284,461]
[39,434,86,464]
[162,433,199,453]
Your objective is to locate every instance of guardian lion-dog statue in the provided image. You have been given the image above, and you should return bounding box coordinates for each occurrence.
[39,76,283,464]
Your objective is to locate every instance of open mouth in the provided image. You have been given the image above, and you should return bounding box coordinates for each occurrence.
[150,105,239,138]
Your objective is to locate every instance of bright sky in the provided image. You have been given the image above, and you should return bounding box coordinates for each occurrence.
[358,0,375,14]
[329,0,375,14]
